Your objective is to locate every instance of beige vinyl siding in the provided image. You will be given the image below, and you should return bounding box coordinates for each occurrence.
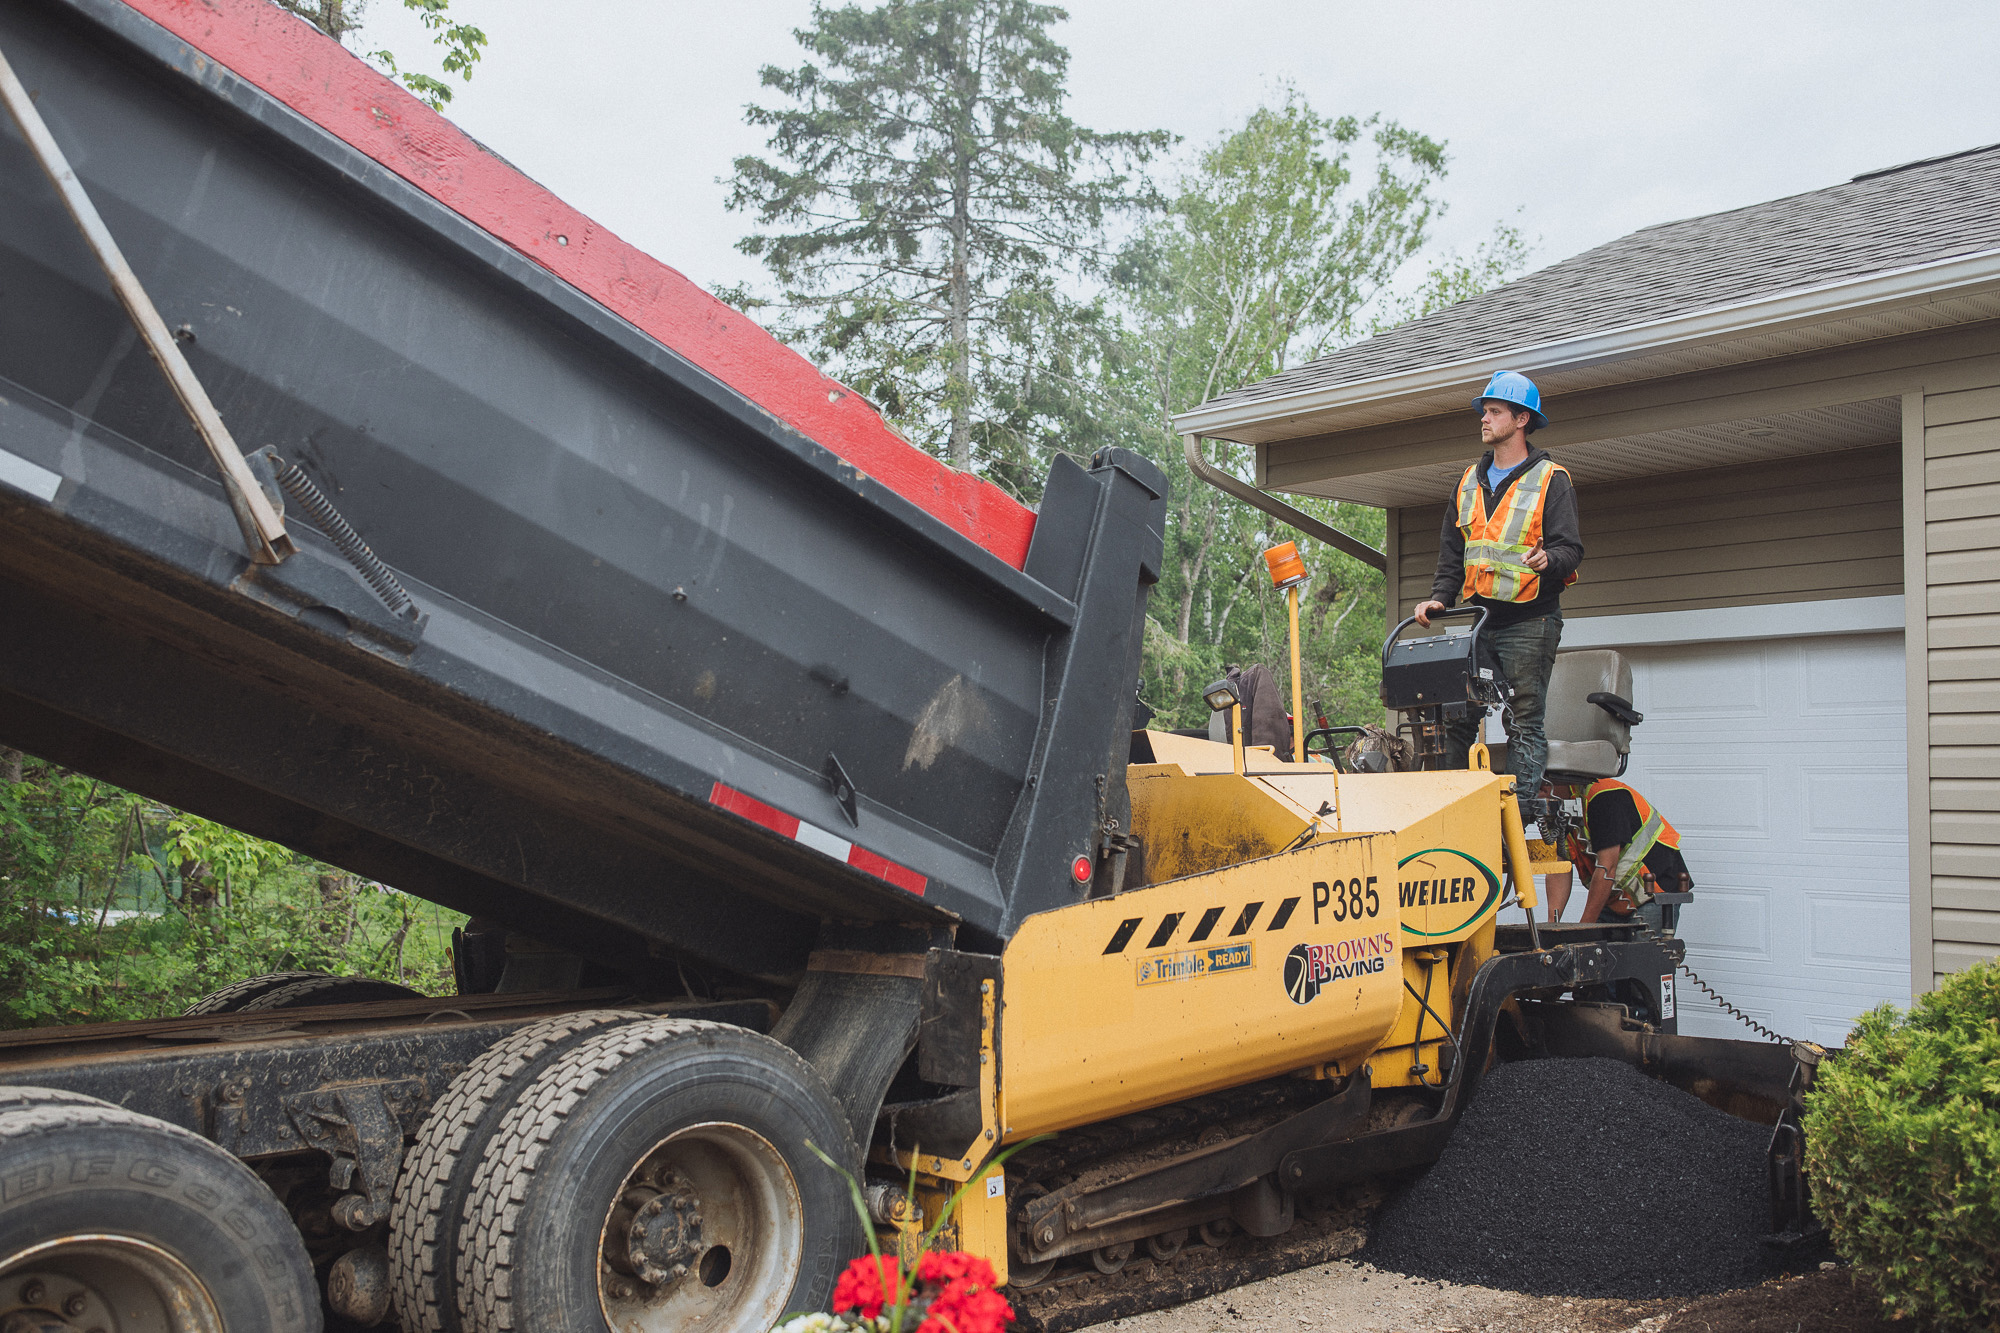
[1924,384,2000,985]
[1391,444,1902,619]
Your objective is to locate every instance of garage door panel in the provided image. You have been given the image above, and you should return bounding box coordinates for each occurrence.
[1614,631,1908,1043]
[1633,651,1767,718]
[1803,768,1908,838]
[1641,768,1769,836]
[1805,1012,1875,1045]
[1803,639,1907,714]
[1675,886,1771,960]
[1806,895,1911,970]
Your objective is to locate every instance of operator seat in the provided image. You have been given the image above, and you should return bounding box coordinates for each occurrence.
[1541,649,1640,783]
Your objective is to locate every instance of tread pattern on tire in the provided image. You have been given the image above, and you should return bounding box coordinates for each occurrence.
[455,1018,746,1333]
[0,1085,118,1113]
[180,971,329,1017]
[387,1009,648,1333]
[237,974,422,1012]
[0,1100,318,1328]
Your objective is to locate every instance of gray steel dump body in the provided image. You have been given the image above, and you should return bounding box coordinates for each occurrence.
[0,0,1165,983]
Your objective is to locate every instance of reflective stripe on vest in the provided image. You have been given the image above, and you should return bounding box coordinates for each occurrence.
[1582,779,1681,908]
[1611,810,1667,905]
[1455,457,1574,604]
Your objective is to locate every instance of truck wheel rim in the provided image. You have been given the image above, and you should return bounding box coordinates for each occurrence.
[597,1121,804,1333]
[0,1235,223,1333]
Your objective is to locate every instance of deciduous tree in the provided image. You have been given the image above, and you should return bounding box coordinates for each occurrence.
[1114,94,1527,726]
[276,0,487,110]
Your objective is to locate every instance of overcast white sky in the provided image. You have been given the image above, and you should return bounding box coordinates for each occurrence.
[360,0,1999,302]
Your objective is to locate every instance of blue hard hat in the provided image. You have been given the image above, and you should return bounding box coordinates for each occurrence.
[1473,371,1547,433]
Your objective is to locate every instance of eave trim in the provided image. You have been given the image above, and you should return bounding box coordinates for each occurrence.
[1172,246,2000,439]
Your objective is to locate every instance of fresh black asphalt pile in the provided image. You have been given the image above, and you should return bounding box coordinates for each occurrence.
[1364,1057,1775,1298]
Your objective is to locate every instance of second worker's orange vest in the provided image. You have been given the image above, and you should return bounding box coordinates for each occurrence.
[1566,778,1683,894]
[1455,457,1578,604]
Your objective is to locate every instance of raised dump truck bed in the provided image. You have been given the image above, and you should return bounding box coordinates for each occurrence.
[0,0,1164,987]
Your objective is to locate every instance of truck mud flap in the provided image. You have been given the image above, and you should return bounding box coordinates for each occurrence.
[771,926,957,1161]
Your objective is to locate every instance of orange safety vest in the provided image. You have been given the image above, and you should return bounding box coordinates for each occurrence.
[1455,457,1578,604]
[1567,779,1682,905]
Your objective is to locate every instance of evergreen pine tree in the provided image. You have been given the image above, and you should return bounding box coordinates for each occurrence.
[728,0,1169,485]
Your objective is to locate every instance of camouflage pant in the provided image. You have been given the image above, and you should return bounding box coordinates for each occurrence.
[1445,613,1563,794]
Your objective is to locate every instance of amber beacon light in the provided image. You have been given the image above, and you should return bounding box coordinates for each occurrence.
[1263,542,1309,762]
[1263,542,1307,589]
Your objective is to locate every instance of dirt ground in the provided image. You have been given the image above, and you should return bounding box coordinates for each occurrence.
[1087,1260,1906,1333]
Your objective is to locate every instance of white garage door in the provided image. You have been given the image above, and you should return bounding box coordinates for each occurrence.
[1614,633,1909,1044]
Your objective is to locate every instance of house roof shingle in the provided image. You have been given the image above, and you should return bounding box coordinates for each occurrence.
[1199,142,2000,417]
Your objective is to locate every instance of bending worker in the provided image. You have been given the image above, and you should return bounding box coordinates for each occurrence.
[1547,777,1695,934]
[1413,371,1581,795]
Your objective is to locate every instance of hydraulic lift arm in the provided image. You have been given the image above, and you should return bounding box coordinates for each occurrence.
[0,38,291,565]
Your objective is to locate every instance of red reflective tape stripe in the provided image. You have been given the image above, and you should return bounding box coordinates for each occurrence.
[707,782,798,839]
[710,785,925,897]
[121,0,1035,569]
[847,846,927,898]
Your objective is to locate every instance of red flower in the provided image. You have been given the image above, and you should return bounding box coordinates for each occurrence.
[832,1254,904,1319]
[917,1280,1012,1333]
[832,1249,1013,1333]
[914,1251,998,1289]
[912,1251,1012,1333]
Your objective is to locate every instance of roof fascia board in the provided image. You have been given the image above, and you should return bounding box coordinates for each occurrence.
[1261,319,2000,490]
[1173,246,2000,438]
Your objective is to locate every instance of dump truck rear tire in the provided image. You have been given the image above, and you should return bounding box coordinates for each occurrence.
[236,974,423,1011]
[0,1086,120,1113]
[454,1018,864,1333]
[0,1101,318,1331]
[387,1009,650,1333]
[181,970,331,1016]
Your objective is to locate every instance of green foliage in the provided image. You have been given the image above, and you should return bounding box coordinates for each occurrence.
[728,0,1171,480]
[1109,93,1525,729]
[1804,962,2000,1327]
[730,25,1534,726]
[0,750,462,1029]
[275,0,487,111]
[368,0,487,110]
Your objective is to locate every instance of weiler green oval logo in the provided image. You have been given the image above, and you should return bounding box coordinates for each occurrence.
[1397,848,1501,938]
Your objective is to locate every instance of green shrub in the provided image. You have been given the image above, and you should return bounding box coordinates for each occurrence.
[1805,961,2000,1328]
[0,751,463,1026]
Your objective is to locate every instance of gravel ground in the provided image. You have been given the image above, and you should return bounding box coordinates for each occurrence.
[1364,1058,1775,1298]
[1088,1262,1888,1333]
[1094,1259,1672,1333]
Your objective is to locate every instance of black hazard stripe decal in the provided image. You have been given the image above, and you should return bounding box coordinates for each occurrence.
[1102,919,1142,954]
[1102,896,1300,954]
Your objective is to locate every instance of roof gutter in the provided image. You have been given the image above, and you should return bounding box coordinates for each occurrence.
[1171,245,2000,440]
[1182,434,1387,571]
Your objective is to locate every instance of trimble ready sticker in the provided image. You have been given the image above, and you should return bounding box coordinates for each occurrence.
[1135,941,1254,986]
[1283,931,1396,1005]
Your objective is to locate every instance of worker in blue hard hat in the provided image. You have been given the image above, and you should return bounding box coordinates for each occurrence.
[1412,371,1583,797]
